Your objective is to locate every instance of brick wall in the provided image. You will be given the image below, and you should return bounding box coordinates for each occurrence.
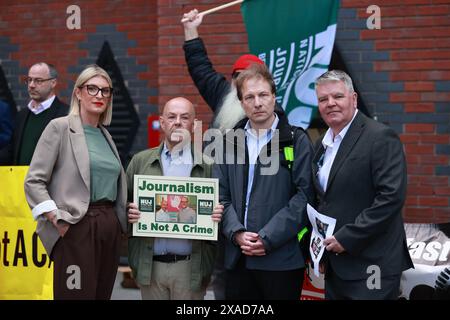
[0,1,159,154]
[0,1,449,223]
[338,0,450,223]
[157,0,248,130]
[158,0,450,223]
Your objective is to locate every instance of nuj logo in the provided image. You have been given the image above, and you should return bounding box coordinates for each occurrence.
[140,199,153,206]
[199,200,212,208]
[139,197,154,212]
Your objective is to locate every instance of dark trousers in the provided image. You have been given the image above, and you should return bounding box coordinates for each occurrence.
[51,203,121,300]
[210,233,226,300]
[225,256,305,300]
[325,268,401,300]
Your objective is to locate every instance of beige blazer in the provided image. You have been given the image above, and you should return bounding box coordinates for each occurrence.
[24,114,127,255]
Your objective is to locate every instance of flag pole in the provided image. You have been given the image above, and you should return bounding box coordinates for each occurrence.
[181,0,244,23]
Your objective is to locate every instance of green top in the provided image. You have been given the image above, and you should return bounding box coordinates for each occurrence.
[18,109,52,165]
[83,125,120,202]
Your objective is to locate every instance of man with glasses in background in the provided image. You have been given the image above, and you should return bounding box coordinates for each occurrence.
[10,62,69,165]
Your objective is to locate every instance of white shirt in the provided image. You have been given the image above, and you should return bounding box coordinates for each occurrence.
[27,95,55,115]
[318,109,358,192]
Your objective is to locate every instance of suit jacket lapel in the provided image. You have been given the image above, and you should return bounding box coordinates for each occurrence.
[326,112,366,191]
[312,143,325,195]
[68,114,90,190]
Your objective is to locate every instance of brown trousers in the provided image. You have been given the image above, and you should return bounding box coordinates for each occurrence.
[51,202,121,300]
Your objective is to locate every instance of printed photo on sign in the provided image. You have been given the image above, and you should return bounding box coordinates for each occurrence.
[311,236,323,259]
[307,204,337,277]
[155,194,197,224]
[133,175,219,241]
[315,217,329,239]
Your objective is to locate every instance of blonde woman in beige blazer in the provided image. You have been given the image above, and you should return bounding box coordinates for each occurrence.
[24,65,127,300]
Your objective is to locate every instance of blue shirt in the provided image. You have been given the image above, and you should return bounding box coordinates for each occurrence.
[153,143,193,256]
[243,113,279,228]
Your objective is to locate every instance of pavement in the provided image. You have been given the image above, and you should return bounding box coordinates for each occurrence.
[110,269,215,300]
[111,270,141,300]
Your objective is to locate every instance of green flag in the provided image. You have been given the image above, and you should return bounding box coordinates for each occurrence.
[241,0,339,128]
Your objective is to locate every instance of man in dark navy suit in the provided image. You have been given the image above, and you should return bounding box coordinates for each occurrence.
[313,70,413,299]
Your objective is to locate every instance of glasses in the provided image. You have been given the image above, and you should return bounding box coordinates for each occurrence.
[80,84,113,98]
[24,77,55,85]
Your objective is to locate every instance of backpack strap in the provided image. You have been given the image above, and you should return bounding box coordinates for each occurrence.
[283,145,294,169]
[285,125,311,244]
[283,125,307,169]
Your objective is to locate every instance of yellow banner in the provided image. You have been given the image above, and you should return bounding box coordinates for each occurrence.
[0,166,53,300]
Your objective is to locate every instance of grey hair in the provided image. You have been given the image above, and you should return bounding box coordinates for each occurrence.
[315,70,354,93]
[30,62,58,79]
[47,64,58,79]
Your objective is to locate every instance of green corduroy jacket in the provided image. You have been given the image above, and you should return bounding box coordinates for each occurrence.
[126,143,217,291]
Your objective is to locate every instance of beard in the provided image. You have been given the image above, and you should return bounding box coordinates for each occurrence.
[212,86,246,132]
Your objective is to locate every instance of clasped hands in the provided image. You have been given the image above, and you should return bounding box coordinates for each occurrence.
[234,231,266,256]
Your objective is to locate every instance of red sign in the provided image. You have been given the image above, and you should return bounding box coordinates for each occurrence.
[147,115,161,148]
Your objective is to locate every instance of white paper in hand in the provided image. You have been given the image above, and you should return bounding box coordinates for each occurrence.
[307,204,337,277]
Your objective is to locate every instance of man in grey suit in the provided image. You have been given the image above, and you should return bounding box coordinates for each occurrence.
[313,70,413,299]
